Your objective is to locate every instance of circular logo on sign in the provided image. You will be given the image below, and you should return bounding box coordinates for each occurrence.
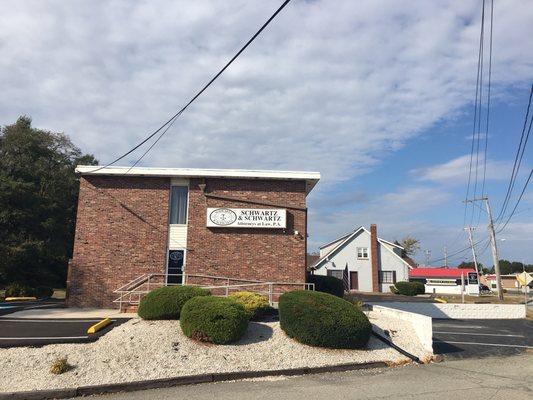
[210,208,237,226]
[169,252,183,261]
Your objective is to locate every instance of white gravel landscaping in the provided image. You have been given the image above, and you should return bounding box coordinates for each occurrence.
[0,312,431,393]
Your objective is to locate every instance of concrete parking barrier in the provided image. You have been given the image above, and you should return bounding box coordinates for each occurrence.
[87,318,112,334]
[4,297,37,301]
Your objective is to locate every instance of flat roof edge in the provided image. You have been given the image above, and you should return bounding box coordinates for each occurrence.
[76,166,321,194]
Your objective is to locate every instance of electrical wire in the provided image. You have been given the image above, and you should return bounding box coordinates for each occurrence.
[495,85,533,225]
[475,0,494,228]
[480,0,493,199]
[472,0,485,227]
[497,168,533,234]
[429,236,489,265]
[464,0,489,227]
[85,0,293,174]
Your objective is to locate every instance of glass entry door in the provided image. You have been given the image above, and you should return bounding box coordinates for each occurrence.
[167,250,184,284]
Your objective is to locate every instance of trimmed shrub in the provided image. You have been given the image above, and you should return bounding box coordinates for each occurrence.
[180,296,249,344]
[35,286,54,299]
[394,281,422,296]
[229,292,270,319]
[307,274,344,298]
[279,290,371,349]
[412,281,425,295]
[4,283,35,297]
[138,285,211,320]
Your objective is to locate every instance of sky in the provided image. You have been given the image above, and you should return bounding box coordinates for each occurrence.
[1,0,533,268]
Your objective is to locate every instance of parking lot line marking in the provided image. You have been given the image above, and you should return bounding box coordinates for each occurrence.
[24,304,65,309]
[441,341,533,349]
[432,324,485,329]
[0,336,89,340]
[433,331,525,338]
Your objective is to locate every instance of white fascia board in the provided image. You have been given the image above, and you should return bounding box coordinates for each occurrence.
[76,165,321,194]
[318,232,352,250]
[313,227,367,270]
[380,243,412,269]
[318,226,365,250]
[378,238,404,249]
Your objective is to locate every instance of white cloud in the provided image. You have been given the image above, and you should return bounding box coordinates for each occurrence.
[411,154,513,185]
[1,0,532,183]
[3,0,533,264]
[308,186,453,249]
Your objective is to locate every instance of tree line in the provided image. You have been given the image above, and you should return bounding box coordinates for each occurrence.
[0,116,97,289]
[457,260,533,275]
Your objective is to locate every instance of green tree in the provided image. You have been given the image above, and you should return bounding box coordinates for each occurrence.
[497,260,527,275]
[457,261,483,270]
[394,237,421,258]
[0,116,97,287]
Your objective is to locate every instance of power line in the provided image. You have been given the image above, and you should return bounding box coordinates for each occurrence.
[480,0,494,199]
[472,0,486,227]
[497,168,533,234]
[429,236,489,265]
[495,84,533,224]
[86,0,293,173]
[464,0,490,227]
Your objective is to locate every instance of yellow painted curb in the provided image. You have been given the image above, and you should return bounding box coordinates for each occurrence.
[87,318,112,334]
[4,297,37,301]
[435,298,448,303]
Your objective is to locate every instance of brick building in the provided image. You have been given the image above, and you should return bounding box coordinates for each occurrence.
[67,166,320,308]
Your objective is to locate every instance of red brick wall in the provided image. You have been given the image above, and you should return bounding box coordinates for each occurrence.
[370,224,380,293]
[186,178,307,285]
[68,176,170,307]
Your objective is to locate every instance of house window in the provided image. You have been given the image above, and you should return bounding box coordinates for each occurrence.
[357,247,369,259]
[379,271,396,284]
[169,186,188,224]
[327,270,343,280]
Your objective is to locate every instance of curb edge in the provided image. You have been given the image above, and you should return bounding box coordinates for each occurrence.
[0,361,389,400]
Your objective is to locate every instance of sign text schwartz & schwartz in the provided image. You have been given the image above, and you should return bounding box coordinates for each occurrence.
[207,208,287,228]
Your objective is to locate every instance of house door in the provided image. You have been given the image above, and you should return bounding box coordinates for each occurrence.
[167,250,184,284]
[350,272,358,290]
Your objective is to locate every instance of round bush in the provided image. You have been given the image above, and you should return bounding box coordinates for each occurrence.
[138,285,211,320]
[4,283,35,297]
[394,282,422,296]
[279,290,371,349]
[229,292,270,319]
[180,296,249,344]
[412,281,425,295]
[306,274,344,298]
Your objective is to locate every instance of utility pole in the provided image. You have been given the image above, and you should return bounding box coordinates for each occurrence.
[424,250,431,267]
[444,247,448,268]
[464,226,480,276]
[463,196,503,300]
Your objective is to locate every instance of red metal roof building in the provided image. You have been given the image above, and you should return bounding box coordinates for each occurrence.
[409,267,479,295]
[409,268,477,279]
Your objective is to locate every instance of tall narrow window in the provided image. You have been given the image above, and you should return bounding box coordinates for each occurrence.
[170,186,188,224]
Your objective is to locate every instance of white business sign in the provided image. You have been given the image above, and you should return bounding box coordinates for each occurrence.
[207,208,286,228]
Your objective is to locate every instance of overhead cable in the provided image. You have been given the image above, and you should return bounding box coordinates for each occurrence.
[86,0,292,173]
[495,85,533,224]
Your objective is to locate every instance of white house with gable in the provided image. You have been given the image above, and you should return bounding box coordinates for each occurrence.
[310,224,412,292]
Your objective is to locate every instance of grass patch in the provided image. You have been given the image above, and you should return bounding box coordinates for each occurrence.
[52,289,66,299]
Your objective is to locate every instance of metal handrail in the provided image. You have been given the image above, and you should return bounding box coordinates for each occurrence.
[113,273,150,292]
[112,273,314,311]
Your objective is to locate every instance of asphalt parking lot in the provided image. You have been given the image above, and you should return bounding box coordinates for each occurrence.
[0,299,65,316]
[433,319,533,359]
[0,317,126,347]
[0,299,129,347]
